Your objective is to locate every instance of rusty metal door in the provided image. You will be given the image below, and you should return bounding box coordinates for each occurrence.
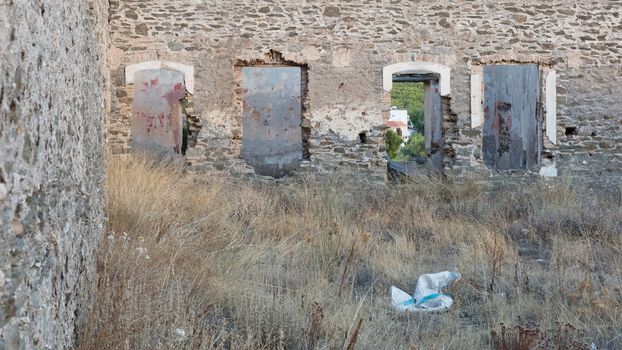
[131,69,186,155]
[242,67,302,177]
[483,64,539,170]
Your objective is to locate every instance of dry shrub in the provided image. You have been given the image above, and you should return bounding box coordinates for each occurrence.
[491,323,590,350]
[479,230,517,293]
[77,155,622,349]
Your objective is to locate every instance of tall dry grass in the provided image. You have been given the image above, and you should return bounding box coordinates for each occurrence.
[78,155,622,349]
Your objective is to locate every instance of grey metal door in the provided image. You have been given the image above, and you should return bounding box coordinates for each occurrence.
[483,64,539,170]
[242,67,302,177]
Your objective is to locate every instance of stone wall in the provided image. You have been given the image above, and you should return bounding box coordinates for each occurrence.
[107,1,621,180]
[0,1,108,349]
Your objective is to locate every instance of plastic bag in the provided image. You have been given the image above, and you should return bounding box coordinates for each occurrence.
[391,271,461,313]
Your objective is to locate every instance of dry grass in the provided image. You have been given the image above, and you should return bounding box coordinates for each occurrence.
[78,155,622,350]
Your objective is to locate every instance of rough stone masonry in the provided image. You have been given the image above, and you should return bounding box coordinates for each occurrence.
[0,1,620,348]
[0,1,108,349]
[107,0,621,181]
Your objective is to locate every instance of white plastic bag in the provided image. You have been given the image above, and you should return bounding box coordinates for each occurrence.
[391,271,461,313]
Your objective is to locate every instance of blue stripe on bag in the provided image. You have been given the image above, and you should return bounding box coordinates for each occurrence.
[400,298,416,307]
[417,293,442,304]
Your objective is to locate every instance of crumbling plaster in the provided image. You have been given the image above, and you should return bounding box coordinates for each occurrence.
[125,60,195,94]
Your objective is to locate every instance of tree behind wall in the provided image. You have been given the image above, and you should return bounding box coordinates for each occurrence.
[391,82,424,132]
[395,133,427,161]
[385,130,403,159]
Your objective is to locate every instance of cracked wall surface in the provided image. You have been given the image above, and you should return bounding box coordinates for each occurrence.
[107,1,621,180]
[0,0,108,348]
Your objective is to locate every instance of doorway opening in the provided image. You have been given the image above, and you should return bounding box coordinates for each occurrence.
[386,80,425,162]
[179,95,200,155]
[385,73,442,170]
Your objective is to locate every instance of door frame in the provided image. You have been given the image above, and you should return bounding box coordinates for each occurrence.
[235,51,310,163]
[382,61,451,171]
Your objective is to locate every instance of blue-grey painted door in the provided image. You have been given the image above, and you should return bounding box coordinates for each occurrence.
[242,67,302,177]
[483,64,539,170]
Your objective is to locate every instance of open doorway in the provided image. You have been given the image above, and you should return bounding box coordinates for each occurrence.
[385,80,425,162]
[385,73,442,171]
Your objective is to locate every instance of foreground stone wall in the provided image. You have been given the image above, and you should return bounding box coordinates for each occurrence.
[0,1,108,348]
[107,1,621,180]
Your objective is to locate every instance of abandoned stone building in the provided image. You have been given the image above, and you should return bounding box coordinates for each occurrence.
[1,0,621,348]
[107,0,622,180]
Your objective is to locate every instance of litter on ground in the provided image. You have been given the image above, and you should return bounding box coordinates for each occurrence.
[391,271,461,313]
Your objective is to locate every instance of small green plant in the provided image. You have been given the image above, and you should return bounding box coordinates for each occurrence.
[384,129,403,159]
[397,133,427,160]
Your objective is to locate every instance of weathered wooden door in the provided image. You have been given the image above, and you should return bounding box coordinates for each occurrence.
[424,80,442,169]
[242,67,302,177]
[483,64,539,170]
